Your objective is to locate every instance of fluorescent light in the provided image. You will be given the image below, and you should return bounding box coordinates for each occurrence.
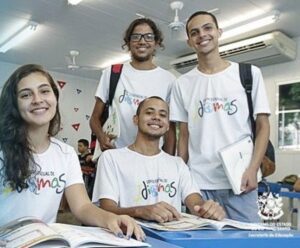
[0,22,38,53]
[220,10,280,41]
[221,10,265,29]
[68,0,82,5]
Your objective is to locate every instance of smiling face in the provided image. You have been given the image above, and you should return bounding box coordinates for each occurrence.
[17,72,57,130]
[129,23,157,62]
[134,97,169,140]
[187,14,222,56]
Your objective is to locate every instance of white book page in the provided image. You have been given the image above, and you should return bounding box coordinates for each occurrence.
[50,224,149,247]
[198,218,273,230]
[219,136,262,194]
[137,213,272,231]
[1,222,67,248]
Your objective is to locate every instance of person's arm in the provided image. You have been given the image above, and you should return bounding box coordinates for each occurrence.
[64,184,145,241]
[184,193,225,220]
[294,178,300,192]
[241,114,270,192]
[89,98,115,151]
[100,198,181,223]
[177,122,189,163]
[162,121,176,155]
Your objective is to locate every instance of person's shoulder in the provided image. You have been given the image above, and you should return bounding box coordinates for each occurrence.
[49,137,75,154]
[250,64,262,75]
[231,61,261,74]
[155,66,177,80]
[175,67,198,84]
[100,65,113,75]
[161,151,186,165]
[102,147,128,158]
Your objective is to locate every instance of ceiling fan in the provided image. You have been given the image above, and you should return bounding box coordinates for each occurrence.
[168,1,220,34]
[168,1,185,32]
[136,1,219,40]
[55,50,102,71]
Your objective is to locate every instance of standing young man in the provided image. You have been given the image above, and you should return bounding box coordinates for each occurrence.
[90,18,176,154]
[170,11,271,222]
[92,97,225,223]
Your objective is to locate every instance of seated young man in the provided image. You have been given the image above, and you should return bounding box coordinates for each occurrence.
[78,139,95,199]
[92,96,225,223]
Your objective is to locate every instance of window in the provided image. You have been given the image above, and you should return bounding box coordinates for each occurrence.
[277,81,300,150]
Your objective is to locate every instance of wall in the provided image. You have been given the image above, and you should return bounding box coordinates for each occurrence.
[0,61,98,151]
[261,36,300,182]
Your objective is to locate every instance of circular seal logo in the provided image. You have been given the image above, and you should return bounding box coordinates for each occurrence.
[257,192,283,220]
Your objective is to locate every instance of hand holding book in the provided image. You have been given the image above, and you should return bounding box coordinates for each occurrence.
[218,136,262,195]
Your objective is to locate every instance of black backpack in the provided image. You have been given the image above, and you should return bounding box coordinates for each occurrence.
[90,64,123,154]
[239,63,275,177]
[100,64,123,125]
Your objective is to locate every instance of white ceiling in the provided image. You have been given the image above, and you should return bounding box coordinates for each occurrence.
[0,0,300,80]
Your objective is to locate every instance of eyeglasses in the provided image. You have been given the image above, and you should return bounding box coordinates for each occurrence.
[130,33,155,42]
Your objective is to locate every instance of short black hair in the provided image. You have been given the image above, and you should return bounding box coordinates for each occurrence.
[136,96,167,116]
[122,18,164,50]
[78,139,89,147]
[186,11,219,36]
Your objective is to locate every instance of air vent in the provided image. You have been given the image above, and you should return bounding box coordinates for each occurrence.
[171,31,297,74]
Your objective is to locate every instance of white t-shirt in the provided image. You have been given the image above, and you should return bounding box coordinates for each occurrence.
[170,62,270,190]
[92,147,199,212]
[95,62,175,148]
[0,138,84,225]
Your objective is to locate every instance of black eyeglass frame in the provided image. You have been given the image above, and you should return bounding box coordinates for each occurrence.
[130,33,155,42]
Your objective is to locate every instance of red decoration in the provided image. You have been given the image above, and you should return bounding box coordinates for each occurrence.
[72,123,80,131]
[57,80,66,89]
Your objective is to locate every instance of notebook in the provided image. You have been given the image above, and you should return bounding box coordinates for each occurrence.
[92,107,120,162]
[219,136,262,195]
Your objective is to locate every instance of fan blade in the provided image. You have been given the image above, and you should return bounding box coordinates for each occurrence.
[79,65,102,71]
[51,66,67,70]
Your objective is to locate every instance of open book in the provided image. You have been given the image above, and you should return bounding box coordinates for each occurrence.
[0,217,149,248]
[92,107,120,162]
[137,213,273,232]
[218,136,262,195]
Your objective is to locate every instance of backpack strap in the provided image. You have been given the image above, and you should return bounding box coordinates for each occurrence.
[239,63,256,140]
[108,64,123,106]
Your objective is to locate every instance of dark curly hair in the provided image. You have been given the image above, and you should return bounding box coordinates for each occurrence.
[122,18,164,50]
[0,64,61,192]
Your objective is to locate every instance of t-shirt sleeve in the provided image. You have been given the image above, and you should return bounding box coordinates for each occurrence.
[170,79,188,122]
[92,151,119,204]
[66,147,84,188]
[94,66,111,103]
[177,158,200,203]
[165,74,177,104]
[251,66,271,117]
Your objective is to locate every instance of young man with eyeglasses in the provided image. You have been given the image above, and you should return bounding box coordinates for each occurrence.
[90,18,176,154]
[170,11,271,222]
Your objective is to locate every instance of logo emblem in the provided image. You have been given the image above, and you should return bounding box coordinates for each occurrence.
[257,192,283,220]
